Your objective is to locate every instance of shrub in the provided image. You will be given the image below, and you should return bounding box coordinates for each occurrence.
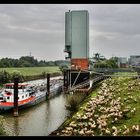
[11,70,24,83]
[65,93,87,111]
[0,70,11,84]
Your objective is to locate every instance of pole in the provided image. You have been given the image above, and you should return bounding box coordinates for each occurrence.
[46,73,50,99]
[13,77,19,117]
[63,70,67,91]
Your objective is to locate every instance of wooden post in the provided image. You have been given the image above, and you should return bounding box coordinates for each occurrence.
[63,70,66,91]
[46,73,50,99]
[13,77,19,117]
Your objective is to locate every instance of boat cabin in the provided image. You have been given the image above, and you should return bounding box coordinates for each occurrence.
[0,83,35,103]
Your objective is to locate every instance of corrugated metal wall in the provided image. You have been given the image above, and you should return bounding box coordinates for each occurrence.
[71,11,89,59]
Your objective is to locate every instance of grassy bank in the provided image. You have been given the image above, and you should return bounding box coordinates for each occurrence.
[0,66,61,83]
[0,66,60,76]
[50,77,140,136]
[49,82,102,136]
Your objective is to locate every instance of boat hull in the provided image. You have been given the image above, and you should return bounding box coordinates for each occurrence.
[0,85,62,112]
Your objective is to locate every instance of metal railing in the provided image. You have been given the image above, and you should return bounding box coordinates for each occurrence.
[69,79,90,91]
[69,75,105,92]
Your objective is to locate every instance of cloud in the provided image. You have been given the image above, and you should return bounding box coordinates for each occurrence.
[0,4,140,60]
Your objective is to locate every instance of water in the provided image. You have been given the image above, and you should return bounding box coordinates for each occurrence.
[0,77,70,136]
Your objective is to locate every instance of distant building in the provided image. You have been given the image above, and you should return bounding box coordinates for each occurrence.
[129,55,140,67]
[117,57,128,68]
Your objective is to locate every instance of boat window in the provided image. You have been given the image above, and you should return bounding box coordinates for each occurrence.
[6,92,12,95]
[6,85,13,89]
[26,94,27,97]
[22,95,24,99]
[29,92,34,96]
[7,97,10,100]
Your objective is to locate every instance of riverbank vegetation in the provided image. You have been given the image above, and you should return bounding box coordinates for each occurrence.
[94,58,118,68]
[51,77,140,136]
[0,66,61,86]
[65,93,88,111]
[0,55,69,85]
[0,66,60,76]
[0,56,70,68]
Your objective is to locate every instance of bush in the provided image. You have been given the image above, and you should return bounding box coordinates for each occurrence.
[0,70,11,84]
[59,65,68,73]
[11,70,24,83]
[65,93,87,111]
[41,71,47,78]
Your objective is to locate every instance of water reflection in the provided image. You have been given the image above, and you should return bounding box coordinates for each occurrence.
[2,93,70,136]
[1,77,70,136]
[13,118,20,136]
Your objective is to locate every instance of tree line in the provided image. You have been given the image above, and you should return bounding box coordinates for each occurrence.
[92,53,118,68]
[93,58,118,68]
[0,56,70,68]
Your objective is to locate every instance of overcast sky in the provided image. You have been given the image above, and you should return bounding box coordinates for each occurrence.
[0,4,140,61]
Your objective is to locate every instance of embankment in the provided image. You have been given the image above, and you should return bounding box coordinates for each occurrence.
[49,77,140,136]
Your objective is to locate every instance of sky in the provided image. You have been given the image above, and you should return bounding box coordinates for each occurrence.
[0,4,140,61]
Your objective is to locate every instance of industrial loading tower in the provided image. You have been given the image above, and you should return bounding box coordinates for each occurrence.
[64,10,90,92]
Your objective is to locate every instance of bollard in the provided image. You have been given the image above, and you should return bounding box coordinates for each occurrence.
[13,77,19,117]
[46,73,50,100]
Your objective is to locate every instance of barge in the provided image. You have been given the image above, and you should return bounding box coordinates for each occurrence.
[0,81,63,112]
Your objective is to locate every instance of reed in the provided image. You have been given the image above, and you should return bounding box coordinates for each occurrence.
[66,93,87,111]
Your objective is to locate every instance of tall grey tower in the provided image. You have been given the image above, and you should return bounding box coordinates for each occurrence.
[63,10,90,91]
[65,10,89,70]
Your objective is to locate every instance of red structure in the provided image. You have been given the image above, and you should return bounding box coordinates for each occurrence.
[71,58,89,70]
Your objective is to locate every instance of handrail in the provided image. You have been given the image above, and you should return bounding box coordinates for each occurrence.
[69,75,105,91]
[104,74,138,77]
[69,79,90,91]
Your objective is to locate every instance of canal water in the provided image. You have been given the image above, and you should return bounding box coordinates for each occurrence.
[1,77,71,136]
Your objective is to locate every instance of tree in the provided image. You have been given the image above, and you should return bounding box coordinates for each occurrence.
[59,65,69,73]
[94,58,118,68]
[0,58,10,67]
[106,58,118,68]
[0,70,11,83]
[11,70,24,82]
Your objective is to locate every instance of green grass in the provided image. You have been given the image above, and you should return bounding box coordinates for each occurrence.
[0,66,60,76]
[114,72,138,75]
